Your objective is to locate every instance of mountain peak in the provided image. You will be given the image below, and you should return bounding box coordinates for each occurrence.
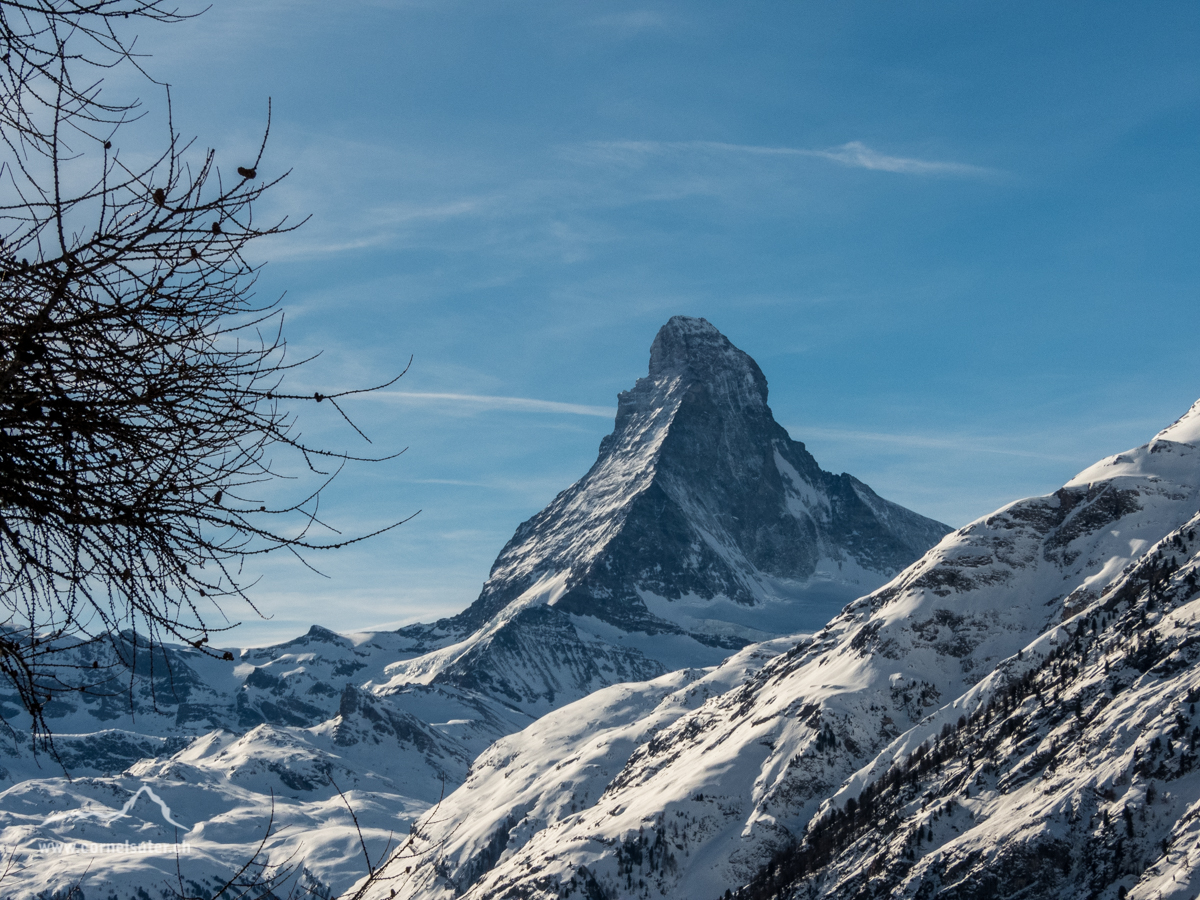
[647,316,768,404]
[1155,396,1200,446]
[401,316,950,712]
[649,316,728,374]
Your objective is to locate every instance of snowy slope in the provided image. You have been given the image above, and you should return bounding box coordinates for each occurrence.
[384,638,797,900]
[380,400,1200,900]
[0,628,535,899]
[0,725,437,900]
[0,624,535,783]
[745,511,1200,900]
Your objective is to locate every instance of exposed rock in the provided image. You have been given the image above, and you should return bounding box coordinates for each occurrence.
[382,317,950,712]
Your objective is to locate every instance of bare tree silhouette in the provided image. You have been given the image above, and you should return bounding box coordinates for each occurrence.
[0,0,409,741]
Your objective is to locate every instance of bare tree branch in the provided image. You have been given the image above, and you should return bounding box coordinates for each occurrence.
[0,0,410,742]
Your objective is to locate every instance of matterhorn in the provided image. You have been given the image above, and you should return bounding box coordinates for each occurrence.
[378,316,951,713]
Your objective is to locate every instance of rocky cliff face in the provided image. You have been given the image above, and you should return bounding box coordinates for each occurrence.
[380,317,950,712]
[460,316,948,636]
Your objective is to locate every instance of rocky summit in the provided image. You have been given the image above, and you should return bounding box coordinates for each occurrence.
[466,316,949,635]
[379,316,951,711]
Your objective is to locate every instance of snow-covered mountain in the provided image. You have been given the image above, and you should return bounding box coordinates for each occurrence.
[741,507,1200,900]
[0,625,529,783]
[379,400,1200,900]
[4,359,1199,900]
[375,316,949,714]
[0,315,947,765]
[0,627,538,899]
[0,316,949,899]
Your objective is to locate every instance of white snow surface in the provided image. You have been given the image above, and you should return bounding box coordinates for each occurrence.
[0,724,438,899]
[386,639,796,900]
[1157,397,1200,446]
[372,398,1200,900]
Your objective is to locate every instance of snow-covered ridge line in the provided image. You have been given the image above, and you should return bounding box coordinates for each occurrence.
[382,395,1200,900]
[751,512,1200,900]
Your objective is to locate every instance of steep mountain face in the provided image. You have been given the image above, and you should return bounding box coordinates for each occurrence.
[466,316,947,632]
[741,510,1200,900]
[379,317,949,712]
[383,400,1200,900]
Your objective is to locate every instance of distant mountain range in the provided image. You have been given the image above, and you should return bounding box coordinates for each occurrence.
[4,320,1198,900]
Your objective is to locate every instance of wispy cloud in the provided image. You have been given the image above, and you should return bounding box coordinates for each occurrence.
[587,10,669,33]
[250,133,995,264]
[804,141,994,177]
[794,425,1080,461]
[372,390,614,418]
[577,139,997,179]
[262,197,493,259]
[408,477,493,487]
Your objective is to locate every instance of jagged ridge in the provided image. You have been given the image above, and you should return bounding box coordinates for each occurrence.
[380,317,950,713]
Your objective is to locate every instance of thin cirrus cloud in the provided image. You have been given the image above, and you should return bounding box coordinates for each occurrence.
[372,390,615,418]
[796,425,1079,461]
[806,141,996,177]
[578,139,997,179]
[259,137,995,262]
[586,10,670,32]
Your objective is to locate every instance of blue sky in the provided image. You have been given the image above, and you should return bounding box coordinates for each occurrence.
[123,1,1200,643]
